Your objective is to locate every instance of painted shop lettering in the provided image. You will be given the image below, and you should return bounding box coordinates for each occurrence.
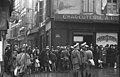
[62,15,118,20]
[97,35,117,42]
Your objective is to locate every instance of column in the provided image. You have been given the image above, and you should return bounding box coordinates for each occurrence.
[0,31,4,77]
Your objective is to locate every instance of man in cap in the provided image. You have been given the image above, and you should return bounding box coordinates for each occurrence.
[71,43,82,77]
[80,44,94,77]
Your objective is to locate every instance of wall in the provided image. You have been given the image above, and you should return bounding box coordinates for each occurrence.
[53,29,67,46]
[52,0,119,15]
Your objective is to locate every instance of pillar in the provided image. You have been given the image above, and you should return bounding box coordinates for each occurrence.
[0,31,5,77]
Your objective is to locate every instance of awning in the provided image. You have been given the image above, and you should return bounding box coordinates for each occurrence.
[27,27,39,36]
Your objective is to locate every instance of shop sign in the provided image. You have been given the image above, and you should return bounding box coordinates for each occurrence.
[55,14,119,23]
[96,33,118,47]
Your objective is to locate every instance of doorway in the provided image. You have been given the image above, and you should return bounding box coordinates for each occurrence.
[83,35,93,45]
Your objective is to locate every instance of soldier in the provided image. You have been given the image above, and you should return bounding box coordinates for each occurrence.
[71,43,81,77]
[80,44,94,77]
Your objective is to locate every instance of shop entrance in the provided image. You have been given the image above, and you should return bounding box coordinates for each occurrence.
[83,35,93,45]
[73,32,94,46]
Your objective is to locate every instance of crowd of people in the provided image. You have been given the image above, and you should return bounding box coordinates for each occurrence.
[3,42,119,77]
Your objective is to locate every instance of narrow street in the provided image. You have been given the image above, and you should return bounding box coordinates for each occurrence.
[3,67,119,77]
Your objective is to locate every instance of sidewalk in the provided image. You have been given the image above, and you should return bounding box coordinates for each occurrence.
[3,68,119,77]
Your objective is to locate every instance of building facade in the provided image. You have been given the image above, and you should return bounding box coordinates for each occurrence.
[42,0,119,48]
[0,0,14,76]
[7,0,39,47]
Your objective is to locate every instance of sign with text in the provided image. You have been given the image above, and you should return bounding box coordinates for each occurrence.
[96,33,118,47]
[54,14,119,23]
[74,36,83,42]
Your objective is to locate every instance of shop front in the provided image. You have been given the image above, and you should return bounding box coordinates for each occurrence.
[51,14,119,47]
[27,27,39,48]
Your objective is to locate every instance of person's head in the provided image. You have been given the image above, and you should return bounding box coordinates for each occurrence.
[14,45,18,50]
[74,43,79,50]
[46,46,50,51]
[67,45,71,49]
[28,46,32,50]
[7,44,10,47]
[51,46,54,50]
[56,46,60,49]
[23,43,28,49]
[112,45,116,49]
[110,44,113,48]
[21,48,25,52]
[84,45,89,51]
[18,48,22,53]
[105,44,109,48]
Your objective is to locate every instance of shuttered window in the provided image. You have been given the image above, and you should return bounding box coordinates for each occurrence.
[107,0,118,14]
[83,0,94,13]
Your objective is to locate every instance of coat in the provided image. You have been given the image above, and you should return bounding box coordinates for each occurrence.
[16,52,31,66]
[71,49,81,70]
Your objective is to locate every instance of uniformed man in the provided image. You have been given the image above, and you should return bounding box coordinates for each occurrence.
[71,43,81,77]
[80,44,94,77]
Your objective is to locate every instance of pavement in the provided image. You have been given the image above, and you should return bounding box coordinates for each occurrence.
[3,67,119,77]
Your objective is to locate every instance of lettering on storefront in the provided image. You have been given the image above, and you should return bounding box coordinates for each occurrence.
[62,14,118,20]
[55,14,119,23]
[97,35,117,42]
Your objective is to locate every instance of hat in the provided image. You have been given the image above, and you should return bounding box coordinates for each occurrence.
[81,42,87,47]
[84,45,89,48]
[74,43,79,48]
[46,46,50,50]
[71,46,74,49]
[7,44,10,46]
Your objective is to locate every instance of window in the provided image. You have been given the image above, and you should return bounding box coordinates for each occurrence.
[39,1,43,23]
[113,0,117,3]
[83,0,94,13]
[106,0,118,14]
[108,0,111,2]
[107,0,117,3]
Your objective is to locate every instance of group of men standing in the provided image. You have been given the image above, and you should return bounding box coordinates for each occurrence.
[71,42,94,77]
